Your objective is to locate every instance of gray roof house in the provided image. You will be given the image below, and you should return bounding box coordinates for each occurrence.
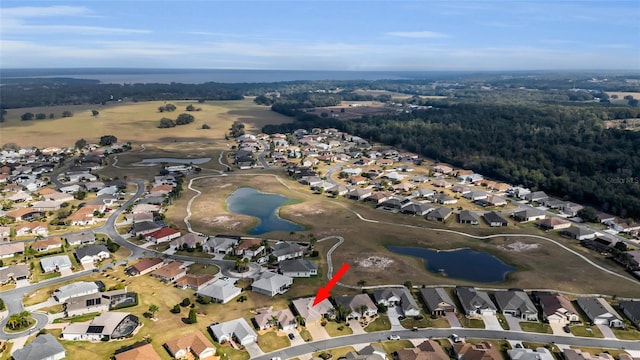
[427,207,452,222]
[54,281,100,302]
[619,300,640,329]
[346,188,372,201]
[279,259,318,277]
[419,287,457,316]
[483,211,509,227]
[494,290,538,321]
[292,297,335,325]
[464,190,489,201]
[65,232,95,246]
[209,318,257,346]
[252,271,293,297]
[507,348,555,360]
[560,226,596,241]
[456,287,497,316]
[131,221,162,236]
[12,333,66,360]
[0,264,30,284]
[512,209,546,222]
[576,297,625,328]
[401,202,435,216]
[459,210,479,225]
[334,294,378,320]
[40,255,72,273]
[203,237,238,254]
[372,287,420,317]
[525,191,548,203]
[270,242,306,262]
[75,244,110,264]
[64,292,110,317]
[196,279,241,304]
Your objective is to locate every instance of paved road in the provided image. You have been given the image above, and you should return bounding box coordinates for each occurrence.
[251,328,640,360]
[256,140,271,169]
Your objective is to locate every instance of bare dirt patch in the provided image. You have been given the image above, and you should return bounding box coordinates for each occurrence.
[356,256,394,269]
[498,241,540,252]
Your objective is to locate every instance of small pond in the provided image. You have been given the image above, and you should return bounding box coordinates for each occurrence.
[386,246,515,283]
[226,187,304,235]
[141,157,211,164]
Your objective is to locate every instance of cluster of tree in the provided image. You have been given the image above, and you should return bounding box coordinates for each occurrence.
[5,311,33,331]
[99,135,118,146]
[185,104,202,111]
[229,121,245,138]
[158,103,177,112]
[158,113,195,128]
[264,102,640,219]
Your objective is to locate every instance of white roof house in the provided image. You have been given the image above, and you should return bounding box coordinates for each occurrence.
[292,296,335,325]
[209,318,257,346]
[61,312,139,341]
[251,272,293,297]
[54,281,100,302]
[40,255,72,273]
[196,279,241,304]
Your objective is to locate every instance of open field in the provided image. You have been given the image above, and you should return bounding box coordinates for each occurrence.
[606,91,640,100]
[1,99,293,147]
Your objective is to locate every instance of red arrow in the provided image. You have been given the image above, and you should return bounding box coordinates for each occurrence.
[313,263,350,306]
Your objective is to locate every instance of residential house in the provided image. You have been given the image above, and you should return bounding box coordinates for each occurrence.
[581,236,618,253]
[512,209,546,222]
[538,293,580,324]
[464,191,489,201]
[65,232,96,246]
[149,184,173,197]
[151,261,186,283]
[164,331,216,360]
[419,287,457,316]
[619,300,640,329]
[170,233,207,249]
[59,184,81,194]
[576,297,624,328]
[334,294,378,320]
[483,212,508,227]
[131,221,162,237]
[75,244,110,264]
[234,238,264,258]
[30,237,62,252]
[0,264,30,284]
[379,197,412,211]
[431,165,453,175]
[563,349,616,360]
[401,202,435,216]
[537,217,571,231]
[365,192,392,205]
[65,205,104,226]
[525,191,549,203]
[456,287,497,316]
[61,312,139,341]
[7,192,32,203]
[292,297,335,325]
[132,212,154,224]
[270,241,306,262]
[485,195,508,207]
[209,318,257,346]
[6,207,44,221]
[15,222,49,237]
[254,307,297,331]
[427,207,452,222]
[560,227,596,241]
[493,290,538,321]
[411,188,435,198]
[12,334,66,360]
[145,227,181,244]
[31,200,63,211]
[0,242,24,258]
[203,236,238,254]
[344,345,386,360]
[64,292,110,317]
[507,348,555,360]
[396,339,449,360]
[392,182,416,193]
[432,179,453,188]
[329,185,350,196]
[561,202,584,217]
[252,271,293,297]
[197,279,241,304]
[54,281,100,302]
[125,258,164,276]
[114,343,161,360]
[279,259,318,277]
[346,188,372,201]
[433,193,457,205]
[372,287,421,317]
[452,185,471,194]
[175,274,215,291]
[453,341,502,360]
[459,210,479,225]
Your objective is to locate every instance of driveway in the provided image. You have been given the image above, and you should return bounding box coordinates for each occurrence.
[504,316,523,331]
[482,314,502,330]
[15,279,31,288]
[348,319,366,335]
[550,322,572,336]
[386,306,404,330]
[60,268,73,276]
[288,328,306,346]
[306,323,330,341]
[82,262,96,271]
[245,342,264,358]
[446,312,461,328]
[597,324,616,339]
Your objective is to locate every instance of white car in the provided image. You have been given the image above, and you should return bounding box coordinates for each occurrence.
[388,334,400,340]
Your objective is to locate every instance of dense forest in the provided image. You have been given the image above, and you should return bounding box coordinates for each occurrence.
[264,103,640,219]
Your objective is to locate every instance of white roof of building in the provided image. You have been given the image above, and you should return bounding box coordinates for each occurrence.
[209,318,257,343]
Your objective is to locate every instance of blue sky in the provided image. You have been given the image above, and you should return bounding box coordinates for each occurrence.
[1,1,639,70]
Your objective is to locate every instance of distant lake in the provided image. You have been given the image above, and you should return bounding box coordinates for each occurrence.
[141,157,211,164]
[226,187,304,235]
[386,246,515,283]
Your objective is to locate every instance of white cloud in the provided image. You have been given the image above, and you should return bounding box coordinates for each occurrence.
[386,31,448,39]
[1,5,91,18]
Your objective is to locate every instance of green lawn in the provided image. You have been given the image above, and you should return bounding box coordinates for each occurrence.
[520,322,553,334]
[187,263,220,275]
[400,314,450,329]
[0,341,13,360]
[324,321,353,337]
[299,327,313,342]
[53,312,100,324]
[4,318,36,333]
[364,315,391,332]
[257,331,290,353]
[458,316,485,329]
[612,327,640,340]
[313,346,356,359]
[373,340,414,356]
[214,343,250,360]
[40,304,64,314]
[570,324,604,338]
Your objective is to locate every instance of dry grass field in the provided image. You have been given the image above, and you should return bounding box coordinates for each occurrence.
[1,99,292,148]
[606,91,640,100]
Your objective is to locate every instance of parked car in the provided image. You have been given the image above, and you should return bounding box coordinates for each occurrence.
[563,325,571,333]
[412,327,418,332]
[388,335,400,340]
[288,333,295,340]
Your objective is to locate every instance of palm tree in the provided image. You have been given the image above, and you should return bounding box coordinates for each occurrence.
[6,314,20,330]
[148,304,159,319]
[269,315,279,329]
[359,304,369,319]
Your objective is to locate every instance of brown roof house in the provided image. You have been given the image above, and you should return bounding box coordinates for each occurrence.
[396,339,449,360]
[164,331,216,360]
[151,261,186,283]
[453,341,502,360]
[114,342,161,360]
[125,258,164,276]
[539,293,580,324]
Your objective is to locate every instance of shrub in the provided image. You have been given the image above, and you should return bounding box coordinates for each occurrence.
[170,304,181,314]
[180,298,191,307]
